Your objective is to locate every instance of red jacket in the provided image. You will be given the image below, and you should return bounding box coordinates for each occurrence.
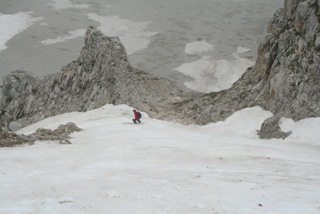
[134,111,139,120]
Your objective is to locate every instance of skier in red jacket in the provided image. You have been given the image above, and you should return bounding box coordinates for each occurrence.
[133,109,141,124]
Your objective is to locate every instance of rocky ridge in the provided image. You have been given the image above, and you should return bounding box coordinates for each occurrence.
[0,26,188,132]
[171,0,320,138]
[0,0,319,143]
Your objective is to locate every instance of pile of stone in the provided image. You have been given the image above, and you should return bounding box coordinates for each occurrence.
[0,122,82,147]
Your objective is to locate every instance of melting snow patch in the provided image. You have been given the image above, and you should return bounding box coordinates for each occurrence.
[0,12,42,52]
[48,0,90,9]
[174,46,254,93]
[41,29,86,45]
[87,14,157,55]
[185,40,214,55]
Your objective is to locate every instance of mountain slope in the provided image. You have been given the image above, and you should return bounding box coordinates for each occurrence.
[0,26,187,130]
[1,104,319,213]
[1,0,319,140]
[172,0,320,137]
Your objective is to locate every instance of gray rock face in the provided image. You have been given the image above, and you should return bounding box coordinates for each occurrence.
[257,116,292,139]
[171,0,320,138]
[0,26,186,130]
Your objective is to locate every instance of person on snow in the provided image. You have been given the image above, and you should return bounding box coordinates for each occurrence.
[133,109,142,124]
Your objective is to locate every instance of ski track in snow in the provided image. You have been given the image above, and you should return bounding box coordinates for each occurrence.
[1,104,319,214]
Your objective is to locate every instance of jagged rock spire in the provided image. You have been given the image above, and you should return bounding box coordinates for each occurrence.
[0,26,184,131]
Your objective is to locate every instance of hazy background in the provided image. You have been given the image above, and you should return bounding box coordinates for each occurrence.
[0,0,283,93]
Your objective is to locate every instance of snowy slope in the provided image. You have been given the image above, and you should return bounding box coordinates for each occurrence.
[1,104,320,214]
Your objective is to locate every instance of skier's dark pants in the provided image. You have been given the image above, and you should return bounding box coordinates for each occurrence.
[133,119,141,123]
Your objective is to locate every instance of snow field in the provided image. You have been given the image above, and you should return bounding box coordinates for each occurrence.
[1,104,319,213]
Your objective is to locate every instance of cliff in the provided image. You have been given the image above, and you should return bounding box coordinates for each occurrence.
[171,0,320,138]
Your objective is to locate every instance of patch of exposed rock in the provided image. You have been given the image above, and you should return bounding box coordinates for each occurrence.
[0,131,31,147]
[0,122,82,147]
[257,116,292,139]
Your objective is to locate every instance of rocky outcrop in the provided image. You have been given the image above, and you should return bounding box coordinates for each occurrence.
[0,131,31,147]
[257,116,292,139]
[0,26,187,130]
[171,0,320,138]
[28,122,82,144]
[0,122,81,147]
